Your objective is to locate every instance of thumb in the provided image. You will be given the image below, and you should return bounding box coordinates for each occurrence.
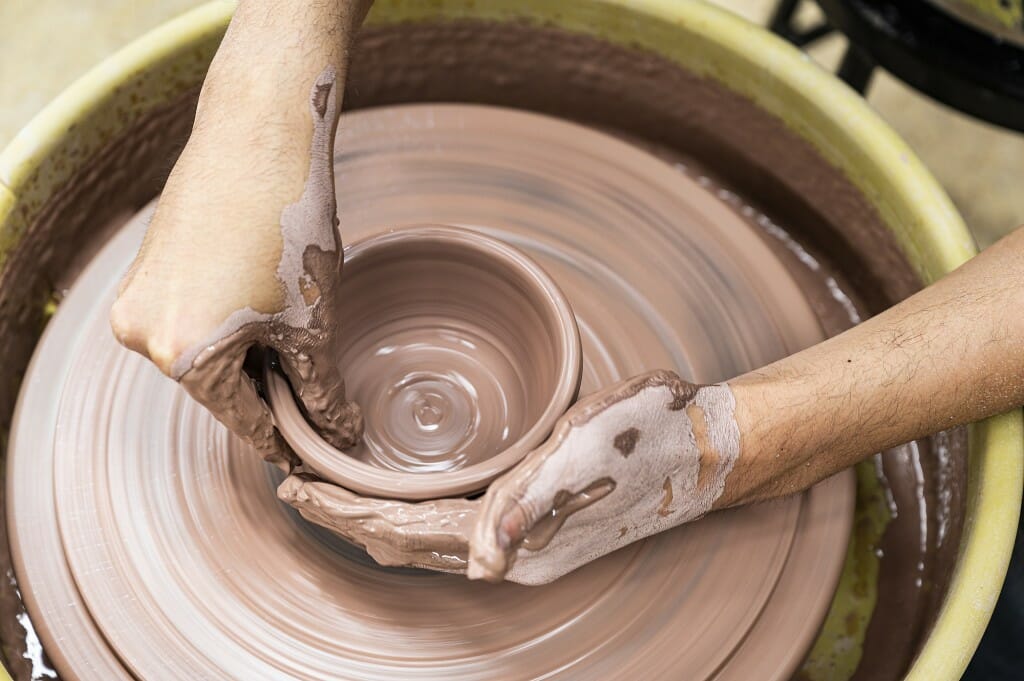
[466,440,574,582]
[467,477,536,582]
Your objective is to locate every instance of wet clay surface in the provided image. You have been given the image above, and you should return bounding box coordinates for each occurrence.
[7,105,852,680]
[268,225,581,500]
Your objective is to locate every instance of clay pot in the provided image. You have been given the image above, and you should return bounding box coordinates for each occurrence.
[0,1,1020,680]
[266,225,581,499]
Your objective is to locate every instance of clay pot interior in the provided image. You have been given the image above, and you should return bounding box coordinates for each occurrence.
[266,225,582,500]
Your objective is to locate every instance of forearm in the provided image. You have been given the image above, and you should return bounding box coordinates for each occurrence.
[203,0,370,116]
[148,0,373,244]
[721,225,1024,506]
[160,0,370,211]
[116,0,373,373]
[185,0,371,185]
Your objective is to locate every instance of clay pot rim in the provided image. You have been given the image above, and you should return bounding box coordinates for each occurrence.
[265,224,582,500]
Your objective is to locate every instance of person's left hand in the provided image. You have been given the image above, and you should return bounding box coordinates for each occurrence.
[280,370,740,585]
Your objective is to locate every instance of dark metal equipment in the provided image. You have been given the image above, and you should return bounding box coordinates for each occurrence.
[769,0,1024,132]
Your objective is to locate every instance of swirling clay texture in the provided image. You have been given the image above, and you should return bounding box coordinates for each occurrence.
[7,105,853,680]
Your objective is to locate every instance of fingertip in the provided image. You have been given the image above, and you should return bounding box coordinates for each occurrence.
[465,560,494,582]
[466,502,526,583]
[498,504,528,549]
[466,551,508,583]
[466,530,503,582]
[276,475,305,503]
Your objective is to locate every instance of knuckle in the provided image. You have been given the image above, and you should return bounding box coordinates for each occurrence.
[144,334,191,376]
[108,297,140,342]
[110,296,188,373]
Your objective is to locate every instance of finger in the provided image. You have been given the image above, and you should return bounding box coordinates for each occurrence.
[277,344,363,450]
[467,456,555,582]
[180,339,298,470]
[277,474,478,573]
[469,471,615,583]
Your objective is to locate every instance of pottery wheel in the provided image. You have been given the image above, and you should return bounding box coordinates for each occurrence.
[7,105,853,680]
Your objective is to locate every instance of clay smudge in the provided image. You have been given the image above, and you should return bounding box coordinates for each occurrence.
[613,427,640,456]
[692,384,741,510]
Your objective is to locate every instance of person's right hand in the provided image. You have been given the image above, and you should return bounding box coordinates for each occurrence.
[109,0,372,466]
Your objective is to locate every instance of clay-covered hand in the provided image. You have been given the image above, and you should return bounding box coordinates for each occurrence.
[468,370,740,585]
[277,474,478,574]
[279,370,740,586]
[109,0,370,466]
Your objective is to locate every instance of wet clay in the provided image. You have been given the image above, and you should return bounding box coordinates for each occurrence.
[7,105,851,680]
[0,19,966,681]
[269,225,581,499]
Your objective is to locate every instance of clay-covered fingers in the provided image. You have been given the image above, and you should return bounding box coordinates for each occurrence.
[466,475,535,582]
[466,375,647,583]
[277,344,362,450]
[277,474,478,573]
[467,396,617,583]
[467,444,615,584]
[469,370,714,585]
[179,335,298,470]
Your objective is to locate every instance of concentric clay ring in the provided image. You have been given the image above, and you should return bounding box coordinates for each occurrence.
[267,225,582,499]
[7,104,853,681]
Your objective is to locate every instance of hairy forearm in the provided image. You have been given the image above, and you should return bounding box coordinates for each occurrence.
[719,225,1024,506]
[116,0,374,372]
[158,0,373,228]
[204,0,371,110]
[155,0,374,223]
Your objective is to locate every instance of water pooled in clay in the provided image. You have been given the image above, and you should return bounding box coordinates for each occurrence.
[6,104,853,681]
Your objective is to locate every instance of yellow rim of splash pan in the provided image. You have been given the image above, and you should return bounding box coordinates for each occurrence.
[0,2,1020,681]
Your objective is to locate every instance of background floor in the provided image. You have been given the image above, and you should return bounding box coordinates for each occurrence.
[2,0,1022,246]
